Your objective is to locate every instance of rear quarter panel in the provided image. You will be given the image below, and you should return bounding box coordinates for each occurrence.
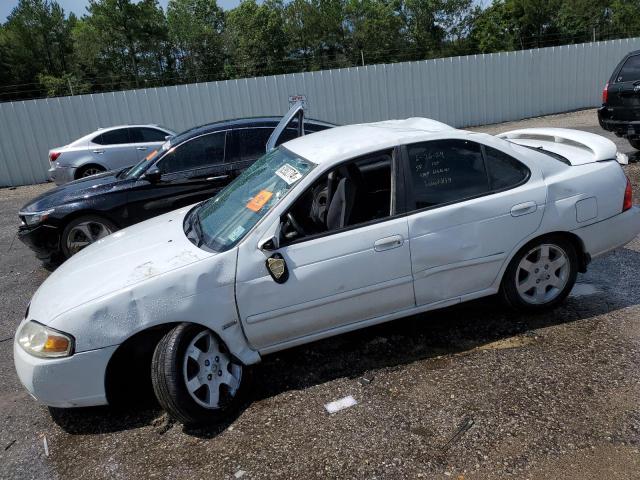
[540,161,626,232]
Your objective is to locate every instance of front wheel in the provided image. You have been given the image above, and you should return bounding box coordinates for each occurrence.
[501,236,578,312]
[61,215,117,258]
[151,323,247,425]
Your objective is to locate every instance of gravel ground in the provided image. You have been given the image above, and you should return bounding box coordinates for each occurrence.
[1,108,640,479]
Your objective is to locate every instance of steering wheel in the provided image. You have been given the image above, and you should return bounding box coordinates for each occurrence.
[286,212,306,237]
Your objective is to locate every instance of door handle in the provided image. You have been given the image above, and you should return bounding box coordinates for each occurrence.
[136,146,148,151]
[92,149,104,154]
[511,201,537,217]
[374,235,403,252]
[206,175,229,181]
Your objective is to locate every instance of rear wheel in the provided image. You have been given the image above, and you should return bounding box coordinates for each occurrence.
[501,236,578,312]
[76,164,105,179]
[628,138,640,150]
[61,215,117,258]
[151,323,247,425]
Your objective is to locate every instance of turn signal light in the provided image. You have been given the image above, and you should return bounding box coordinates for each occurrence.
[623,176,633,212]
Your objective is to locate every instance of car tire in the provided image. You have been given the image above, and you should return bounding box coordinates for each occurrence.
[501,235,578,313]
[628,138,640,150]
[151,323,248,426]
[60,215,118,258]
[76,164,106,179]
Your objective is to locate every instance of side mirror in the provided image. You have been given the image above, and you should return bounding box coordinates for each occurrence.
[258,235,279,251]
[258,220,282,251]
[144,166,162,183]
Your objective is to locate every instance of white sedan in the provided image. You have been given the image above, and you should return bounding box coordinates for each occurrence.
[14,118,640,424]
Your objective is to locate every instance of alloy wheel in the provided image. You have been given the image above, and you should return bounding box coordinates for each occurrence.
[66,220,113,255]
[515,243,570,305]
[182,330,242,409]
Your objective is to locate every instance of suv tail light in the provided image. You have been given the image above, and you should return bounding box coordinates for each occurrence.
[49,151,61,162]
[602,82,609,104]
[623,176,633,212]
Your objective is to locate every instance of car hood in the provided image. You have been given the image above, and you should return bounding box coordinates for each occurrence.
[20,170,133,213]
[29,206,216,324]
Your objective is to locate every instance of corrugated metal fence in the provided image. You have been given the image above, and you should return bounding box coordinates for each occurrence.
[2,37,640,187]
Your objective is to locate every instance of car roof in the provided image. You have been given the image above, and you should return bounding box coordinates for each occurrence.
[170,116,336,146]
[284,118,461,164]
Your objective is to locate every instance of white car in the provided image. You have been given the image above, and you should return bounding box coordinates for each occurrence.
[14,118,640,424]
[47,124,175,185]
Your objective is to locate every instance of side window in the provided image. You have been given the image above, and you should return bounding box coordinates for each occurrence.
[275,128,298,146]
[406,139,489,210]
[157,132,226,174]
[484,146,529,190]
[93,128,130,145]
[617,55,640,83]
[234,128,273,162]
[130,127,168,143]
[304,122,332,133]
[282,151,393,242]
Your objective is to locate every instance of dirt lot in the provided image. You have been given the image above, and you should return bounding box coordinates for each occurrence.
[1,109,640,479]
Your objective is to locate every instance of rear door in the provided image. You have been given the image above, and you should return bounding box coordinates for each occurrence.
[226,127,275,178]
[129,127,171,161]
[402,139,546,306]
[126,130,229,223]
[91,128,139,170]
[609,53,640,121]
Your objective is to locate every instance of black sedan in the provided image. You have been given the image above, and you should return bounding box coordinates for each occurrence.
[18,110,334,264]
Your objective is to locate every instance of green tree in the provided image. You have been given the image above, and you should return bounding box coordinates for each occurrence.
[225,0,289,77]
[344,0,407,65]
[284,0,348,70]
[167,0,226,82]
[556,0,610,43]
[2,0,76,97]
[73,0,172,90]
[610,0,640,38]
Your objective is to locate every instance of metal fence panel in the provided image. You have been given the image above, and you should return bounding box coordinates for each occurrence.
[2,37,640,187]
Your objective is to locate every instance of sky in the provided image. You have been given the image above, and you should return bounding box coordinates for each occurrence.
[1,0,243,21]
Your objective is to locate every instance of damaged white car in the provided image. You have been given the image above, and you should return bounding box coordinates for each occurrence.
[14,119,640,424]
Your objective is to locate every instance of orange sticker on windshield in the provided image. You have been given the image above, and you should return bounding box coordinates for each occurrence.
[145,149,158,161]
[246,190,273,212]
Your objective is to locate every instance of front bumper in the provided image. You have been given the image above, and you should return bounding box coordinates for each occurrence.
[48,165,77,186]
[14,340,118,408]
[573,206,640,259]
[18,223,61,262]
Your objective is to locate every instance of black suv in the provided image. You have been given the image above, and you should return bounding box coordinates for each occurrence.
[599,49,640,150]
[18,106,334,264]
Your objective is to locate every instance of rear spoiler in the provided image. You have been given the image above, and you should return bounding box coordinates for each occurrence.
[497,128,628,165]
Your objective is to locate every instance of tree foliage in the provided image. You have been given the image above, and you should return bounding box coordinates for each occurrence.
[1,0,639,101]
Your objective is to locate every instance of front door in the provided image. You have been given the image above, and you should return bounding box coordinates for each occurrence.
[125,130,229,224]
[402,139,546,306]
[236,149,415,351]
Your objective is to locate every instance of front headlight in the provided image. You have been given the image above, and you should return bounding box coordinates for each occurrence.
[20,209,54,226]
[17,321,74,358]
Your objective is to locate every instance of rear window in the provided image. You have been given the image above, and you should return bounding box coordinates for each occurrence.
[616,55,640,83]
[94,128,130,145]
[484,146,529,190]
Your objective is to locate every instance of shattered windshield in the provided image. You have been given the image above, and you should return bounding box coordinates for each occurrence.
[194,148,315,252]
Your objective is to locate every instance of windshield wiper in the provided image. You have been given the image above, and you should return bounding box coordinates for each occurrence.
[185,204,204,247]
[193,209,204,247]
